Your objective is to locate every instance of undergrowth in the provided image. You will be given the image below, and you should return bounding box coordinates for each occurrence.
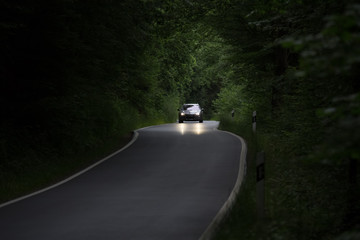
[213,117,360,240]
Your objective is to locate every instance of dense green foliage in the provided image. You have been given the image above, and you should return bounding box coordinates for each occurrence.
[208,0,360,239]
[0,0,359,239]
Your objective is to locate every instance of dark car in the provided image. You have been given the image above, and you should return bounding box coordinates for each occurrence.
[178,103,204,123]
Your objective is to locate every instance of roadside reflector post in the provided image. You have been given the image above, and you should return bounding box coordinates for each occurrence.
[252,111,257,155]
[252,110,265,221]
[252,111,256,133]
[231,109,235,119]
[257,151,265,221]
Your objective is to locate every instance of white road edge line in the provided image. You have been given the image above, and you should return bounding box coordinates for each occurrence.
[199,129,248,240]
[0,131,140,209]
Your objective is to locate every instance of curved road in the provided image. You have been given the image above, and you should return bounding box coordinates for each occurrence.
[0,121,244,240]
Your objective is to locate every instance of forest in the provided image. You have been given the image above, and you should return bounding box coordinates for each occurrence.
[1,0,359,239]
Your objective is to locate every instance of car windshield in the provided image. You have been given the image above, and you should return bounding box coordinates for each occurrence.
[183,104,200,111]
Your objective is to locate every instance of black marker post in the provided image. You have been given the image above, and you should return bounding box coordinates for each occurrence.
[257,151,265,221]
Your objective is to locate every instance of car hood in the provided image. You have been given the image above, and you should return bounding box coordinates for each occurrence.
[184,109,200,114]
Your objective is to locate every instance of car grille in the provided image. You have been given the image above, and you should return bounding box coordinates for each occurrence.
[185,114,198,119]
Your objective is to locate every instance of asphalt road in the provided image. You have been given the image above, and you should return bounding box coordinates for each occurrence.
[0,121,244,240]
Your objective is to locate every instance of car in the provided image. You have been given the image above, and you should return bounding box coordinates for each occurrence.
[178,103,204,123]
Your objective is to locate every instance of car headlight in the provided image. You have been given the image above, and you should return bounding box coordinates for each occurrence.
[195,112,200,116]
[181,112,185,116]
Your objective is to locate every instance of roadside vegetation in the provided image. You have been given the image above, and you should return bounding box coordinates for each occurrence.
[210,1,360,239]
[1,0,359,239]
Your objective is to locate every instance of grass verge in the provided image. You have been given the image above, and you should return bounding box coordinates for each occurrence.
[212,118,258,239]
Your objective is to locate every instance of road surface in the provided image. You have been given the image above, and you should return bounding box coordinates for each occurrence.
[0,121,244,240]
